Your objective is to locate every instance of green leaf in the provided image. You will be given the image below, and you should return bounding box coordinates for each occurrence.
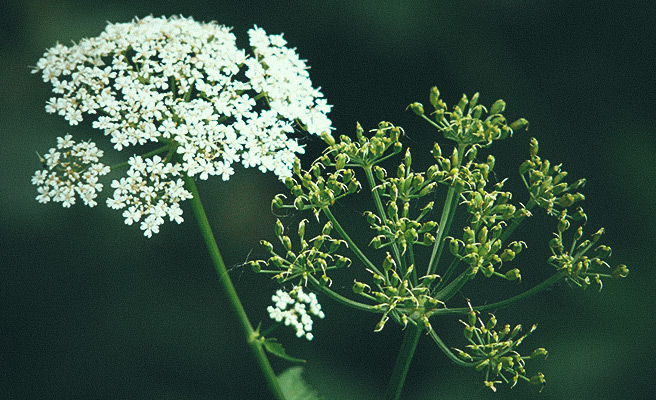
[263,338,306,363]
[278,367,322,400]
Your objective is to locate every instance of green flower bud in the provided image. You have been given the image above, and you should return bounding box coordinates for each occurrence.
[408,102,424,116]
[261,240,274,253]
[281,235,292,251]
[531,348,548,360]
[530,373,546,392]
[293,158,301,176]
[449,238,461,256]
[364,211,380,226]
[429,86,441,109]
[418,182,437,197]
[335,255,350,269]
[352,281,368,294]
[595,245,612,258]
[374,165,386,181]
[557,217,570,232]
[275,219,284,237]
[291,184,303,197]
[321,131,335,146]
[322,221,333,235]
[397,163,405,178]
[355,122,364,142]
[293,196,305,210]
[403,148,412,170]
[467,310,477,326]
[500,249,515,262]
[451,147,459,166]
[271,194,285,209]
[509,324,522,340]
[486,314,497,330]
[478,226,488,244]
[463,226,475,244]
[383,253,396,272]
[505,268,521,281]
[489,99,506,115]
[612,264,629,278]
[335,153,348,170]
[510,118,529,131]
[510,241,525,254]
[529,137,539,157]
[464,325,474,341]
[432,142,442,159]
[249,261,261,273]
[591,227,605,243]
[369,235,383,249]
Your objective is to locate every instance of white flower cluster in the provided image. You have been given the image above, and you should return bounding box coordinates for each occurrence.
[106,155,193,238]
[31,135,110,208]
[267,286,325,341]
[32,16,332,236]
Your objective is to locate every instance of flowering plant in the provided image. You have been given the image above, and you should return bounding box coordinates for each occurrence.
[252,88,629,397]
[31,15,628,400]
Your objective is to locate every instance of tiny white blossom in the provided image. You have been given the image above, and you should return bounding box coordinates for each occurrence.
[267,286,325,341]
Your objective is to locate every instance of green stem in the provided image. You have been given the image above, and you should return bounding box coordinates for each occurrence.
[184,176,286,400]
[364,166,406,273]
[427,144,466,276]
[322,207,382,276]
[426,183,460,276]
[432,270,567,316]
[428,329,475,367]
[383,324,422,400]
[307,275,380,313]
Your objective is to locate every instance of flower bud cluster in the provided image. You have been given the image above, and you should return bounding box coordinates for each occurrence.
[548,213,628,289]
[32,135,110,208]
[267,286,325,341]
[252,218,351,284]
[410,87,528,147]
[353,262,443,332]
[366,149,441,254]
[453,304,546,392]
[281,158,361,220]
[520,138,586,216]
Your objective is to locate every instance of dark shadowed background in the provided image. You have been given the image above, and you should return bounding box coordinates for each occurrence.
[2,1,654,399]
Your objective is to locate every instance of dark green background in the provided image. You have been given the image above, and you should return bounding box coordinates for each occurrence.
[2,1,654,399]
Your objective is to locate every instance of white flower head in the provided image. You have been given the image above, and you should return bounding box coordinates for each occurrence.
[267,286,325,341]
[33,16,332,236]
[32,135,110,208]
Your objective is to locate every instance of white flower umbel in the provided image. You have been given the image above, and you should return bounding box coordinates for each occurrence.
[106,155,193,238]
[32,135,110,208]
[267,286,325,341]
[33,16,332,236]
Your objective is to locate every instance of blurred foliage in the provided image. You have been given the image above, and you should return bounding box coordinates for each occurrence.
[2,0,654,399]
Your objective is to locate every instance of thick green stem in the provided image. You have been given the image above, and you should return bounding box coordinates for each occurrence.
[184,176,286,400]
[383,324,422,400]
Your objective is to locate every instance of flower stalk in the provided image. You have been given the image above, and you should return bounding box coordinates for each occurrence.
[184,175,286,400]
